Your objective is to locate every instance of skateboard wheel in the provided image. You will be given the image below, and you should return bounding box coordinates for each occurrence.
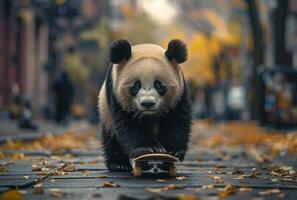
[134,167,142,177]
[169,166,177,177]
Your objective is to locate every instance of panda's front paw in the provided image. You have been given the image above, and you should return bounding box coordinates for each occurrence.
[169,150,185,161]
[107,161,132,172]
[152,146,167,154]
[129,147,153,158]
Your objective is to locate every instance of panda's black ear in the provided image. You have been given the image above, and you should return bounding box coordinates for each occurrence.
[165,39,187,64]
[110,39,131,64]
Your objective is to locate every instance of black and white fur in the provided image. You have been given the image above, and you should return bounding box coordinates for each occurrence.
[99,39,192,172]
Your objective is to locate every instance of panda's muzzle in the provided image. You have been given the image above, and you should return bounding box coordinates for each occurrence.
[141,101,155,109]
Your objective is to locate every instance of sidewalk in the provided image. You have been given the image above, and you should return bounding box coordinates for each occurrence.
[0,120,296,199]
[0,119,88,143]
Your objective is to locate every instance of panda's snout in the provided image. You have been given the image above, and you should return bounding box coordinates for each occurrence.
[141,101,155,109]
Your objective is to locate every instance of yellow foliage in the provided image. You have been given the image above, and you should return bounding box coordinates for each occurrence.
[162,8,243,86]
[65,52,90,84]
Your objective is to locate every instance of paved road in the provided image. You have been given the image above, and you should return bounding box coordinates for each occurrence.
[0,121,296,199]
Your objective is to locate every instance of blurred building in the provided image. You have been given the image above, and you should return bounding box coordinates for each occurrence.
[0,0,109,118]
[0,0,49,116]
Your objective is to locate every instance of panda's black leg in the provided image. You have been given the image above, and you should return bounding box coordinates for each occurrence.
[101,128,132,172]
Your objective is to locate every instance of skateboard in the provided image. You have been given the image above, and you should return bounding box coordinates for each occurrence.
[131,153,179,177]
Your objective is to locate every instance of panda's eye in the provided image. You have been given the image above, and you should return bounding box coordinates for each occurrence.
[129,80,141,96]
[154,80,167,95]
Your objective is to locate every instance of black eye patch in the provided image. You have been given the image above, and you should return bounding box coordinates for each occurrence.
[154,80,167,95]
[129,80,141,96]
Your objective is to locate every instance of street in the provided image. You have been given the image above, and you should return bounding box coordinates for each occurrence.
[0,120,296,199]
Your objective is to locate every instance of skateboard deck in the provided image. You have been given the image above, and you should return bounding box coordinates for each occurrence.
[131,153,179,177]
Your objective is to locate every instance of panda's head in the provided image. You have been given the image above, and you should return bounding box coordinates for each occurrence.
[110,39,187,117]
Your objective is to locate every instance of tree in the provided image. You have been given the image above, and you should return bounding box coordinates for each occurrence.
[246,0,265,120]
[272,0,292,65]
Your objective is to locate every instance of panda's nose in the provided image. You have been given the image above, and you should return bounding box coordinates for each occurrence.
[141,101,155,109]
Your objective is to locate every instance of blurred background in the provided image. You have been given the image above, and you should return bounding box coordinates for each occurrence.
[0,0,297,131]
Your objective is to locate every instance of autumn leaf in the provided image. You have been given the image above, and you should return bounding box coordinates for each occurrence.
[215,164,226,169]
[211,175,222,180]
[176,176,187,180]
[239,187,253,192]
[33,183,44,195]
[259,189,281,196]
[201,184,214,189]
[49,188,66,198]
[0,167,9,172]
[0,190,24,200]
[163,184,183,191]
[232,168,245,174]
[96,175,109,179]
[145,188,163,193]
[0,161,15,166]
[218,184,237,197]
[62,164,76,172]
[177,194,200,200]
[156,179,166,182]
[101,182,119,188]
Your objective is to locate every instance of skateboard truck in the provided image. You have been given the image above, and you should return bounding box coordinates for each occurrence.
[131,153,179,177]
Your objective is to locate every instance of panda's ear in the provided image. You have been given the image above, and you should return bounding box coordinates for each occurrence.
[110,39,132,64]
[165,39,188,64]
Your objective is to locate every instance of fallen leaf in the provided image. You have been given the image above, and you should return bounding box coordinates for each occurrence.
[201,184,214,189]
[232,168,245,174]
[211,175,221,180]
[219,184,237,197]
[156,179,166,182]
[102,182,119,188]
[0,152,5,159]
[0,161,15,166]
[32,164,42,171]
[145,188,163,193]
[0,189,24,200]
[232,175,245,179]
[164,184,183,191]
[176,176,187,180]
[215,164,226,169]
[259,189,280,195]
[33,184,44,195]
[96,175,109,178]
[88,160,98,164]
[239,187,253,192]
[177,194,200,200]
[62,164,76,172]
[0,167,9,172]
[23,176,30,179]
[49,188,65,198]
[270,171,282,177]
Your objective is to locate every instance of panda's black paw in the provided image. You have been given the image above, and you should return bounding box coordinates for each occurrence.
[129,147,153,158]
[169,150,185,161]
[107,161,132,172]
[152,146,167,154]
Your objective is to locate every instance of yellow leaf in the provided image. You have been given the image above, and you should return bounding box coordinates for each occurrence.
[0,167,9,172]
[163,184,183,191]
[0,190,24,200]
[145,188,163,193]
[96,175,109,178]
[101,182,119,188]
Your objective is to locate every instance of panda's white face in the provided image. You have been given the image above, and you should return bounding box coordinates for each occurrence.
[115,58,183,116]
[130,78,167,115]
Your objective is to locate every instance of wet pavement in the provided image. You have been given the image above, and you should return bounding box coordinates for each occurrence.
[0,120,296,199]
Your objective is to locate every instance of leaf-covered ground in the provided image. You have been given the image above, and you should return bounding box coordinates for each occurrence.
[0,120,296,200]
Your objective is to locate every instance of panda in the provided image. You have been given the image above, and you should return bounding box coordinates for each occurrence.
[98,39,192,172]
